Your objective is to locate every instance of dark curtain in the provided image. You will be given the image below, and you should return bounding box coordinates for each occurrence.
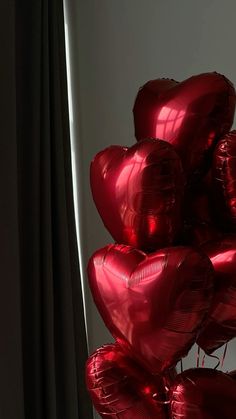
[0,0,93,418]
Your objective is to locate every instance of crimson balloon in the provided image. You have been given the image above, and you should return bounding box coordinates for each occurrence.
[170,368,236,418]
[133,72,236,177]
[212,130,236,231]
[87,244,214,374]
[90,139,184,251]
[197,235,236,353]
[86,343,168,418]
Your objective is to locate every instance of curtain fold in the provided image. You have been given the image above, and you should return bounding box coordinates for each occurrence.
[13,0,92,418]
[0,2,25,418]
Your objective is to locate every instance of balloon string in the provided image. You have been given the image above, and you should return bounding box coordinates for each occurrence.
[180,359,183,373]
[221,342,228,369]
[208,353,220,370]
[201,354,206,368]
[196,346,200,368]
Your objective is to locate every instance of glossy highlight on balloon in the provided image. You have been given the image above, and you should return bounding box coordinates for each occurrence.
[90,139,184,251]
[212,130,236,231]
[133,72,236,177]
[87,244,214,374]
[86,343,168,418]
[197,235,236,354]
[170,368,236,418]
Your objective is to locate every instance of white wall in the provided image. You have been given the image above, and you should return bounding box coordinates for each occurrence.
[65,0,236,415]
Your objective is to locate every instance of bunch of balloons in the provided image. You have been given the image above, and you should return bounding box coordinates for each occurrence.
[86,72,236,418]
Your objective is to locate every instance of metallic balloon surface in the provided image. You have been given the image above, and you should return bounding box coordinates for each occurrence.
[212,130,236,231]
[87,244,214,374]
[86,343,168,418]
[197,235,236,353]
[90,139,184,251]
[133,72,236,177]
[170,368,236,418]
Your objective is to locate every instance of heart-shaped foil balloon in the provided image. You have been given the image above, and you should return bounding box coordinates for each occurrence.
[87,244,214,374]
[86,343,169,418]
[212,131,236,231]
[133,72,236,177]
[90,139,184,252]
[170,368,236,418]
[197,235,236,354]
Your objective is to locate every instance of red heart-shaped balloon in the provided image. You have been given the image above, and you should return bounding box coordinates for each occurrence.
[197,235,236,353]
[88,244,213,374]
[90,139,184,251]
[170,368,236,418]
[133,72,235,177]
[212,131,236,231]
[86,343,168,418]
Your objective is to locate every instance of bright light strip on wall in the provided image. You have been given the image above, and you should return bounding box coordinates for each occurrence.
[63,6,89,347]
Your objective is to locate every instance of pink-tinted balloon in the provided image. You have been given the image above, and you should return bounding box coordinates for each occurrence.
[133,72,236,177]
[212,131,236,231]
[86,343,168,418]
[90,139,184,252]
[87,244,214,374]
[197,235,236,353]
[170,368,236,418]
